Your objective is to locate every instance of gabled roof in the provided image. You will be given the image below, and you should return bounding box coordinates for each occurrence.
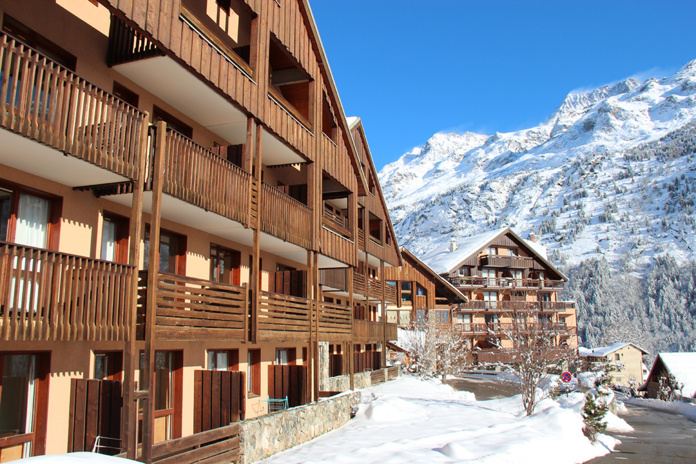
[579,342,649,358]
[646,352,696,398]
[419,227,568,281]
[346,116,403,267]
[400,247,467,303]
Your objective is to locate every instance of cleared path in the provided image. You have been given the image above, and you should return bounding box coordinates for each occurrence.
[587,403,696,463]
[445,374,519,400]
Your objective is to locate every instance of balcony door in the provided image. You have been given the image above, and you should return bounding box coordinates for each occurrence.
[0,353,49,461]
[210,245,241,286]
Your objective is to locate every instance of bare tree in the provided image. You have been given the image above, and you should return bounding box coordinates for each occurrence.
[502,313,575,415]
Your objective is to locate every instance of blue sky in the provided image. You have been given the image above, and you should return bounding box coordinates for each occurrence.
[310,0,696,171]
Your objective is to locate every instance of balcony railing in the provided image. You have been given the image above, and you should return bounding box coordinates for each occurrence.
[0,242,134,341]
[158,128,251,226]
[107,16,163,66]
[322,204,351,238]
[139,271,248,341]
[257,291,310,342]
[260,182,312,249]
[354,274,398,303]
[458,301,575,311]
[480,254,534,268]
[318,301,351,340]
[319,268,347,291]
[0,33,146,180]
[352,319,383,342]
[446,276,564,289]
[455,322,570,335]
[358,229,365,249]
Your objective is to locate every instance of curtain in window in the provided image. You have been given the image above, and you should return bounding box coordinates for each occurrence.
[15,194,49,248]
[101,219,117,261]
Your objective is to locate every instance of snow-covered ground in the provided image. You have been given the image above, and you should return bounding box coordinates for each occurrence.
[260,376,618,464]
[625,397,696,422]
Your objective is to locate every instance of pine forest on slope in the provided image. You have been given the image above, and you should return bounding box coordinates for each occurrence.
[379,59,696,353]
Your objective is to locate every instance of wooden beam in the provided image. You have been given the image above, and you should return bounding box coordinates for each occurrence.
[250,119,262,344]
[348,266,354,390]
[123,113,149,460]
[142,120,167,464]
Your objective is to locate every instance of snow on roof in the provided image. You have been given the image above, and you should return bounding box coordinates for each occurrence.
[579,342,648,358]
[659,352,696,398]
[419,228,506,274]
[527,239,548,260]
[346,116,360,129]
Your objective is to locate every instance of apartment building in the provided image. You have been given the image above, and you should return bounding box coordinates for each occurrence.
[0,0,399,460]
[384,247,467,329]
[418,228,578,362]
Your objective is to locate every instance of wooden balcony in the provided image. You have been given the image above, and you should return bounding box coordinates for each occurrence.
[480,254,534,269]
[318,301,351,341]
[446,276,564,290]
[319,268,347,292]
[0,242,134,342]
[352,319,397,342]
[257,291,310,342]
[456,322,570,335]
[322,204,351,239]
[260,182,312,249]
[138,271,248,341]
[414,295,427,310]
[459,301,575,312]
[0,33,146,182]
[157,128,251,226]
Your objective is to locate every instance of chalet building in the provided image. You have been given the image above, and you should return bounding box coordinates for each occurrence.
[579,342,649,388]
[641,352,696,400]
[417,228,578,363]
[384,247,467,328]
[0,0,399,461]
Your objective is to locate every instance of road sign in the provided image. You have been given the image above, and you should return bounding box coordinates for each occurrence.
[560,372,572,383]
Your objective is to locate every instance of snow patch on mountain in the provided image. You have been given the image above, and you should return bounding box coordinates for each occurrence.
[379,59,696,272]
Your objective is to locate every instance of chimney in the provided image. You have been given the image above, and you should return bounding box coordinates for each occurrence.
[529,233,536,243]
[449,237,458,252]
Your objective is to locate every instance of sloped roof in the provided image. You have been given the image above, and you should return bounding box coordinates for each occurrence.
[657,352,696,398]
[579,342,649,358]
[420,228,506,275]
[400,247,467,303]
[419,227,567,280]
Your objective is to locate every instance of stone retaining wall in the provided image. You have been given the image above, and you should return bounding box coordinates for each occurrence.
[241,391,360,463]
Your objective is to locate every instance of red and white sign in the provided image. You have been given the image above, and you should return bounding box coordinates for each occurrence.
[560,372,572,383]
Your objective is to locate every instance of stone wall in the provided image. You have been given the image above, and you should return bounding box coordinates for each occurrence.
[321,371,372,392]
[241,391,361,463]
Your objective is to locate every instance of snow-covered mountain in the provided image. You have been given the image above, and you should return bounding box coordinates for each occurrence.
[379,59,696,272]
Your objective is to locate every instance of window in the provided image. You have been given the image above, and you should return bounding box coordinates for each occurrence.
[181,0,255,69]
[275,348,296,366]
[487,247,497,256]
[0,353,49,459]
[321,92,337,142]
[400,282,412,302]
[210,244,241,285]
[139,351,183,442]
[368,213,382,243]
[416,309,426,327]
[94,352,123,381]
[483,291,497,309]
[2,15,77,70]
[481,269,496,285]
[144,228,186,275]
[0,185,60,249]
[509,248,519,256]
[247,349,261,396]
[101,213,129,263]
[152,106,193,139]
[113,82,139,107]
[207,350,239,371]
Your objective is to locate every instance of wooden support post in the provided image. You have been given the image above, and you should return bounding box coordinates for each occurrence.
[381,260,386,367]
[250,119,261,344]
[312,251,320,401]
[142,120,166,464]
[348,266,354,390]
[306,250,313,399]
[122,113,149,460]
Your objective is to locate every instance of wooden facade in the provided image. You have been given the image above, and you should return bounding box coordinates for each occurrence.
[0,1,401,462]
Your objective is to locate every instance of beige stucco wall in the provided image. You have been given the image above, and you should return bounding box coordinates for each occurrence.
[608,345,645,386]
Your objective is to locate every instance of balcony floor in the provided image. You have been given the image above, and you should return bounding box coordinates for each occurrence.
[0,127,129,186]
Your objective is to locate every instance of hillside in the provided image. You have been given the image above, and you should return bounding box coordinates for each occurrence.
[379,59,696,352]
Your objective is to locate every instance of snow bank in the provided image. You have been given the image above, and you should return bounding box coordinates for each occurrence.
[626,397,696,422]
[260,376,615,464]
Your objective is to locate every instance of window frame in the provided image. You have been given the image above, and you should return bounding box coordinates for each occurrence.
[0,180,62,250]
[247,349,261,396]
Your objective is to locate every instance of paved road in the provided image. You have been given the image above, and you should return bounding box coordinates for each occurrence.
[587,403,696,463]
[445,375,519,400]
